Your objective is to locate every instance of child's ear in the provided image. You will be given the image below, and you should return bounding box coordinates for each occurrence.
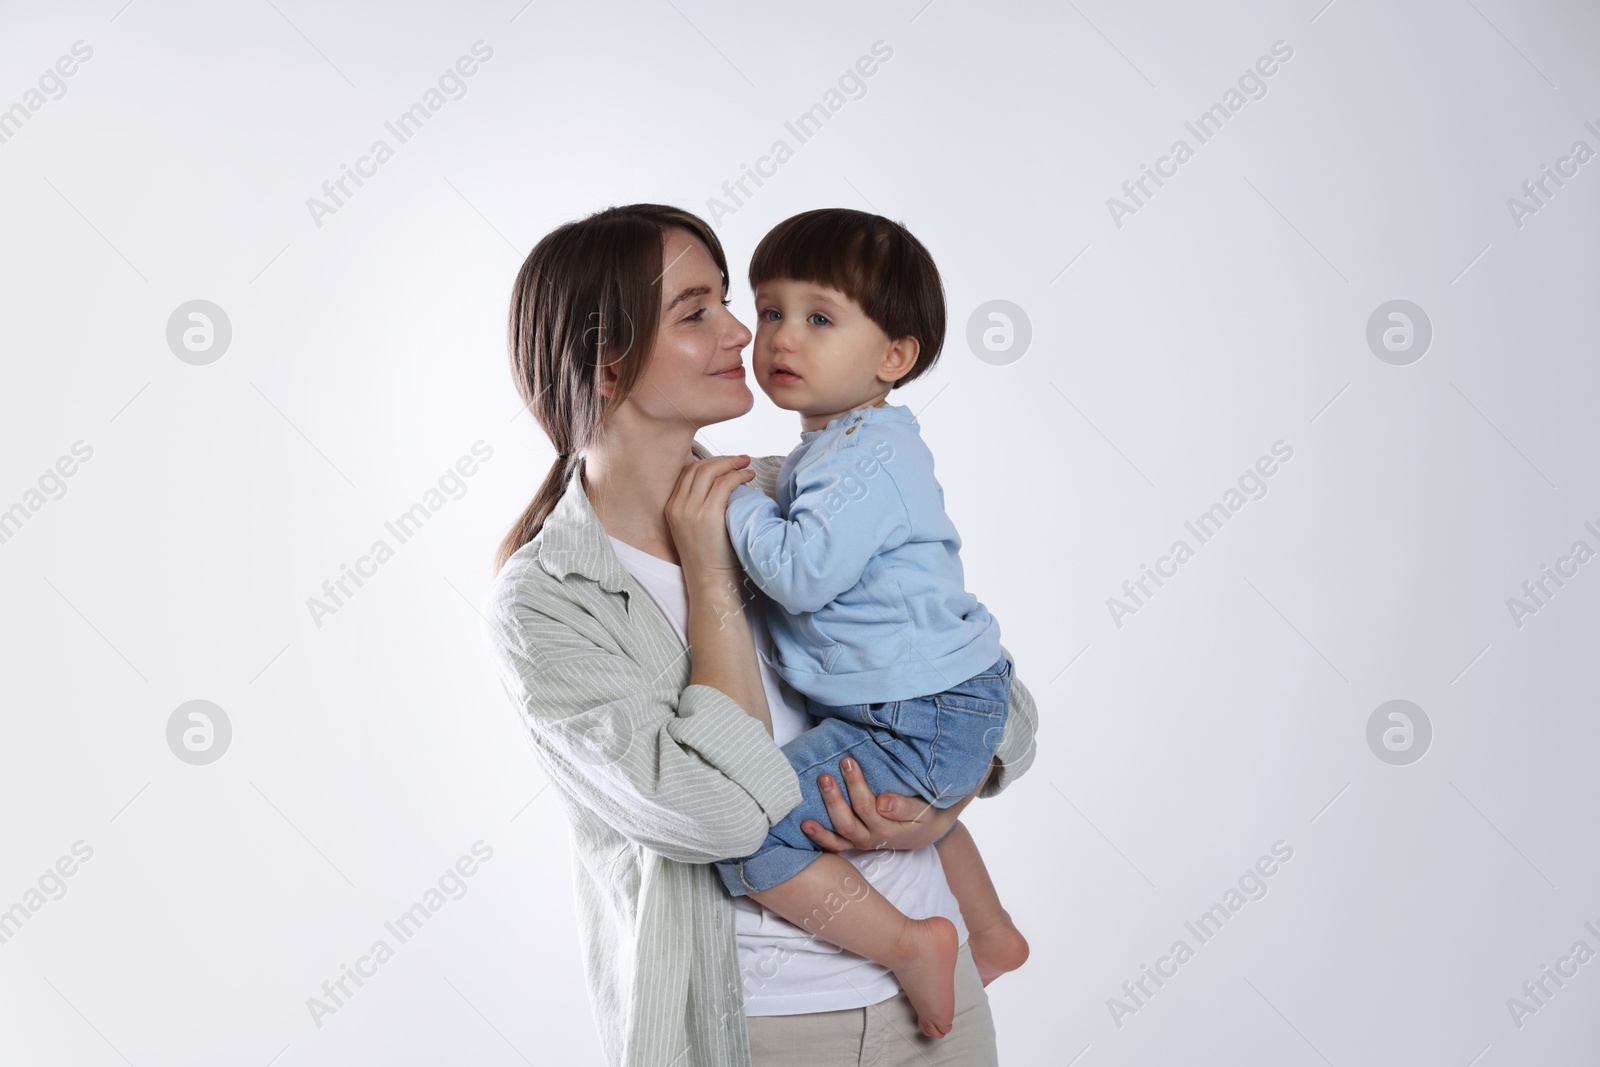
[880,335,920,384]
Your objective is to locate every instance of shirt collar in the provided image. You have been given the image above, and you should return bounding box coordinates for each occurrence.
[534,457,632,595]
[534,442,730,594]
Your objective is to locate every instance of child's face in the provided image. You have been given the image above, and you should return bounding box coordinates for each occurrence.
[751,279,913,425]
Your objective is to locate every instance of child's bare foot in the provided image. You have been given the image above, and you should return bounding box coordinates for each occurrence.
[889,916,959,1038]
[969,912,1029,986]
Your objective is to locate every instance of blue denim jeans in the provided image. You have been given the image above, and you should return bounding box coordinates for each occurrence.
[715,652,1012,897]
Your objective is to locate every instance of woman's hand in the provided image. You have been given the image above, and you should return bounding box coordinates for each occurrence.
[665,454,754,582]
[800,757,994,853]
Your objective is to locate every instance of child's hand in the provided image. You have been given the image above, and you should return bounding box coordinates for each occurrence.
[800,756,970,853]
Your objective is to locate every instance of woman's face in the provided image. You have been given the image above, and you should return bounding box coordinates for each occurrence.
[601,227,754,429]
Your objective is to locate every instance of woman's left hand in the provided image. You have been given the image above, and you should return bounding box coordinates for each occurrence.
[800,756,991,852]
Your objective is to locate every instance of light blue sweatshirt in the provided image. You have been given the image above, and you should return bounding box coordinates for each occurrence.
[725,401,1002,706]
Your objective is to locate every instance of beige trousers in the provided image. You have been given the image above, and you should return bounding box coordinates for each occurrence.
[746,942,999,1067]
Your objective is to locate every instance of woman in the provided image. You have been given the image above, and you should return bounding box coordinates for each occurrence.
[482,203,1039,1066]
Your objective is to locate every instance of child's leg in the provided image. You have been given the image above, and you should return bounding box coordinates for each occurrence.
[746,852,959,1039]
[935,820,1030,986]
[717,714,981,1036]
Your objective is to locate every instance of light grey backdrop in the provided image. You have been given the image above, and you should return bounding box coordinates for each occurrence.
[1,0,1596,1064]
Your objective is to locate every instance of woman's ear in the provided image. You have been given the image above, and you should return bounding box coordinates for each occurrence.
[879,335,921,384]
[597,359,619,400]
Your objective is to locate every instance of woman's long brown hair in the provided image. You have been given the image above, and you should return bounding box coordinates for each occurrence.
[494,204,730,574]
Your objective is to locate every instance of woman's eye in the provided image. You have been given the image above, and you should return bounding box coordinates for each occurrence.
[808,313,830,327]
[686,307,708,323]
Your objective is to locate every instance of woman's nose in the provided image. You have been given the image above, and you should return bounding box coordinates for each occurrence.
[726,311,753,348]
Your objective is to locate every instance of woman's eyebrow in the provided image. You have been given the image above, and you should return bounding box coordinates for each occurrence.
[665,284,711,311]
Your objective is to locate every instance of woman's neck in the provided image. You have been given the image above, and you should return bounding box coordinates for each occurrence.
[581,430,699,563]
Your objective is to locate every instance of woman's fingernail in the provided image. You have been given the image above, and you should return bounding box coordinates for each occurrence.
[842,758,855,772]
[820,777,834,792]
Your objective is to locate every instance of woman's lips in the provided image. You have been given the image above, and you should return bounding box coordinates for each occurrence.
[711,365,745,378]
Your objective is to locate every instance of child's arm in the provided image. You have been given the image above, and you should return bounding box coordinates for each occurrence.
[725,436,909,614]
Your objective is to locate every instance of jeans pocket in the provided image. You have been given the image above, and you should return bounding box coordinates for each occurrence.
[932,686,1008,719]
[927,694,1009,802]
[967,654,1013,686]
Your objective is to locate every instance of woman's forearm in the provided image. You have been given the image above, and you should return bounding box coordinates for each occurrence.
[685,571,773,735]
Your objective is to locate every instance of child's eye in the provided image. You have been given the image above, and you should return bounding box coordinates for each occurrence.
[760,308,781,322]
[808,313,831,327]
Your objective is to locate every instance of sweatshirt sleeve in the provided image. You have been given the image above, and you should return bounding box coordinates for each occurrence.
[725,437,912,615]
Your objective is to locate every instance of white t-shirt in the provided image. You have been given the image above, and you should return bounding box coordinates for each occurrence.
[607,535,969,1016]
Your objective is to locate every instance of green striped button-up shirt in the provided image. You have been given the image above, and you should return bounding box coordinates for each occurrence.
[481,448,1040,1067]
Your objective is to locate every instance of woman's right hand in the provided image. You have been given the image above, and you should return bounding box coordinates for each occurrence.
[665,453,755,581]
[800,757,987,852]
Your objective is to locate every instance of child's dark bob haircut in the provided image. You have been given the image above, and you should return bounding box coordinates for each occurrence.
[748,208,945,390]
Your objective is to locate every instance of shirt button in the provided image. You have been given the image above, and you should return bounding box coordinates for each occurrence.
[845,427,856,434]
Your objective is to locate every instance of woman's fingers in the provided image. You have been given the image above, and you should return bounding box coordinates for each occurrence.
[800,818,856,853]
[812,770,877,849]
[671,454,735,505]
[688,454,748,497]
[713,461,757,504]
[836,757,890,831]
[874,792,920,821]
[707,455,754,503]
[668,456,751,534]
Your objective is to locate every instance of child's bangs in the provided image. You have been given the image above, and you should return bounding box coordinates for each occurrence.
[747,213,883,308]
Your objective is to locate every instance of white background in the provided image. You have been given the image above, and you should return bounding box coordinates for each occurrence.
[1,0,1597,1064]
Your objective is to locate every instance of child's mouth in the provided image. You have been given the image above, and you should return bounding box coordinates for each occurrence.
[771,370,801,384]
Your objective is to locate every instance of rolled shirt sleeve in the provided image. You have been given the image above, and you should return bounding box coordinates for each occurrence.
[980,643,1039,798]
[483,581,803,864]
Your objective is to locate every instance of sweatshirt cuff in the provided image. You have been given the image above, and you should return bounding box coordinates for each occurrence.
[670,684,802,825]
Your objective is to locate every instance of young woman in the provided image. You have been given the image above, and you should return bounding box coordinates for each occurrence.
[482,203,1039,1067]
